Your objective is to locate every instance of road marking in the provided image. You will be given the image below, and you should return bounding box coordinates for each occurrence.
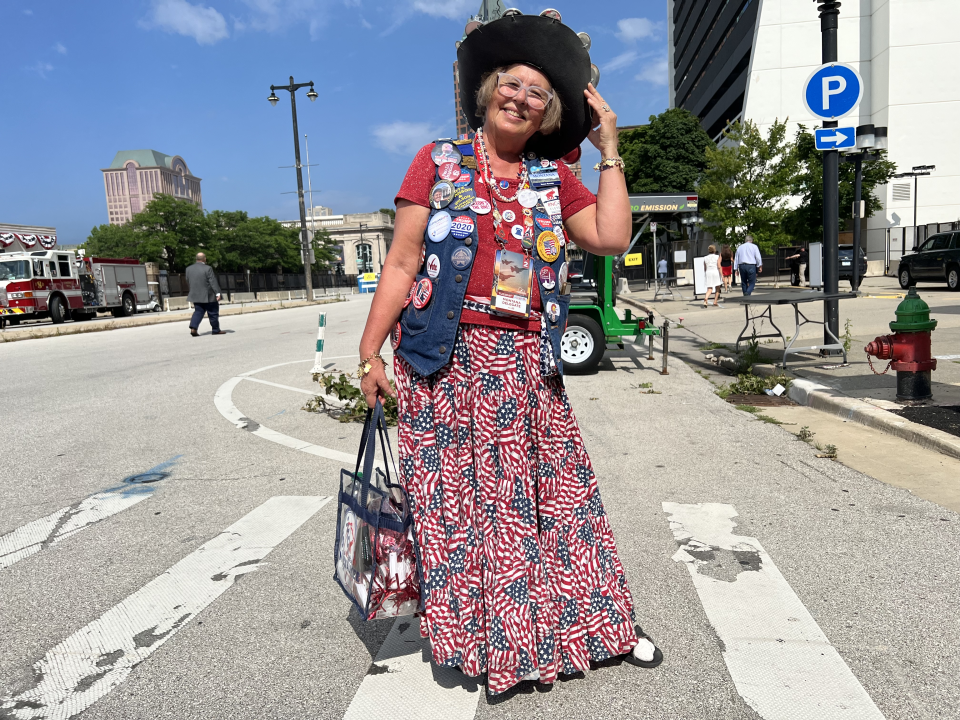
[242,377,318,395]
[0,495,330,720]
[934,354,960,361]
[343,617,479,720]
[663,502,886,720]
[0,457,181,571]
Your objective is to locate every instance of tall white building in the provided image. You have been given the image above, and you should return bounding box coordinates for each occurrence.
[668,0,960,262]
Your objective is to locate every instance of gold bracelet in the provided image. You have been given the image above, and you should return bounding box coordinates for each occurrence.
[357,353,386,379]
[593,157,625,173]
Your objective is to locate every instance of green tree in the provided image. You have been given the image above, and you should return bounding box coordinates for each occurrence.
[83,223,140,259]
[783,125,898,244]
[618,108,713,194]
[126,194,211,271]
[698,119,800,253]
[378,207,396,221]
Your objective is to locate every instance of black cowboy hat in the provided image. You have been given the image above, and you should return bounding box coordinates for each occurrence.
[457,14,592,160]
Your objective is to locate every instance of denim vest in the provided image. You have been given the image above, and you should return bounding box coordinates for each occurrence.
[396,140,570,378]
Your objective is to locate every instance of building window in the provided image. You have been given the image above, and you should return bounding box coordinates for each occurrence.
[126,162,139,194]
[356,243,373,274]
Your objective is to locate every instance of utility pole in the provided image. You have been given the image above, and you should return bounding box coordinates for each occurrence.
[305,133,317,266]
[817,0,841,351]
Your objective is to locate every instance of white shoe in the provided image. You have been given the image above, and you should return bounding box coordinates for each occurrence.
[632,638,656,663]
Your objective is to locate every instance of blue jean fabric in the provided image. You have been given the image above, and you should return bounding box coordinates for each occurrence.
[190,301,220,332]
[738,264,758,295]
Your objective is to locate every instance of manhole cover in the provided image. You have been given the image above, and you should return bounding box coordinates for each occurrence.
[891,405,960,439]
[725,394,796,407]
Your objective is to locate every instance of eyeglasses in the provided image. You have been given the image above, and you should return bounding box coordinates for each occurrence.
[497,73,554,110]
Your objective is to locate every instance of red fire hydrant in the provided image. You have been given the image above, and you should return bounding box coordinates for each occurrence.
[864,288,937,401]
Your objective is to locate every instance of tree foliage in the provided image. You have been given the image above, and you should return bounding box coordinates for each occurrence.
[783,125,898,244]
[618,108,713,194]
[698,119,799,253]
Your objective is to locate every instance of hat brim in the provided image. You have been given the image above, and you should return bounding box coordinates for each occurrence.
[457,15,592,160]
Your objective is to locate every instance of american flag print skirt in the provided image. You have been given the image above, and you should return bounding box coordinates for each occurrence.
[394,324,639,695]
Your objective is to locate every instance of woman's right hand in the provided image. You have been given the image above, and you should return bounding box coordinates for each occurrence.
[361,360,396,408]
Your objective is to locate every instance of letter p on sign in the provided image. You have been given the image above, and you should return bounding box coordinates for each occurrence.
[803,62,863,120]
[822,75,847,110]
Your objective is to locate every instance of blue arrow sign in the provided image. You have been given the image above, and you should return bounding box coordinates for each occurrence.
[814,126,856,150]
[802,63,863,120]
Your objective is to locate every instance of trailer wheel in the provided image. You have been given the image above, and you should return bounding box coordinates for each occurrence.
[49,295,69,324]
[561,314,605,375]
[120,292,136,317]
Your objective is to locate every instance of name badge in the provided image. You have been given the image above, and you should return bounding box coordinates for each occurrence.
[491,249,533,318]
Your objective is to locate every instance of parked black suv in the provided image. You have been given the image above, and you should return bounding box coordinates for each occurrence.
[897,232,960,291]
[838,244,868,287]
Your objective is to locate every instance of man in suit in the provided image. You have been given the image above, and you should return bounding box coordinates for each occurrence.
[186,253,224,336]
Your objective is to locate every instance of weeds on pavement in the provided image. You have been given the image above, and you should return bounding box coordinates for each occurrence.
[797,426,815,442]
[734,404,782,425]
[815,442,838,458]
[305,371,399,425]
[700,342,729,351]
[841,319,855,353]
[721,373,792,396]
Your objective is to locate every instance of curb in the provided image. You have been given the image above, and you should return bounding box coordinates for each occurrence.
[0,298,343,344]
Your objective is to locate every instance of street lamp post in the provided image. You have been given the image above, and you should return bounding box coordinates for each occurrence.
[840,124,888,291]
[268,76,318,297]
[893,165,936,249]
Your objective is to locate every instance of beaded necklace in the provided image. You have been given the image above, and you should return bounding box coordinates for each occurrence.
[475,129,534,255]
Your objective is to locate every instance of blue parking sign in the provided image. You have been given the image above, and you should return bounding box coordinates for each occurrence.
[802,63,863,120]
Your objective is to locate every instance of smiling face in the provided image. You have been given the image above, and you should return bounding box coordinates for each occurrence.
[484,64,552,144]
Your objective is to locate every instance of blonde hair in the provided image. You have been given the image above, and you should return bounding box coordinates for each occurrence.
[475,65,562,135]
[708,245,717,254]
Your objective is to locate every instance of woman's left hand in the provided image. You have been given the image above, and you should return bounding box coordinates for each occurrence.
[584,83,619,157]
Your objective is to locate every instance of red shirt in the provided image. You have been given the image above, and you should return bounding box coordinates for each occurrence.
[396,141,597,331]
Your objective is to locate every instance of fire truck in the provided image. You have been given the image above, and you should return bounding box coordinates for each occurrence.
[0,248,148,328]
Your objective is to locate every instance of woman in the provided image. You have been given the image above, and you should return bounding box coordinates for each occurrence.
[720,245,734,292]
[703,245,723,307]
[356,14,661,695]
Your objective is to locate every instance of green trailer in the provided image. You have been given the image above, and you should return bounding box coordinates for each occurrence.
[561,253,661,374]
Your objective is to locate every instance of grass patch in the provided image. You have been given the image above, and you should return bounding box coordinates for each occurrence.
[721,373,792,396]
[735,404,759,413]
[756,414,783,425]
[700,342,729,351]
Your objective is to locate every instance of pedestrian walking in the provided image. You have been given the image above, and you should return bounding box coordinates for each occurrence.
[734,235,763,296]
[702,245,723,307]
[185,252,224,336]
[356,12,662,696]
[657,256,668,279]
[720,246,734,292]
[786,246,808,287]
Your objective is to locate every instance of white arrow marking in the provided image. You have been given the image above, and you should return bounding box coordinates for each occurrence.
[820,132,849,144]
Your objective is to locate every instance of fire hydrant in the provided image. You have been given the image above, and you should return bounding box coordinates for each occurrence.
[864,288,938,401]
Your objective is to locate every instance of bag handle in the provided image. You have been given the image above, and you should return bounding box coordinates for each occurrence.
[354,400,396,508]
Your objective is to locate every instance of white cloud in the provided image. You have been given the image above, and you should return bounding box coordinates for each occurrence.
[636,59,668,85]
[616,17,656,43]
[410,0,475,20]
[604,50,638,74]
[27,61,54,79]
[372,121,444,155]
[54,42,67,54]
[142,0,229,45]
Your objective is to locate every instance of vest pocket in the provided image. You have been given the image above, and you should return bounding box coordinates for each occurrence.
[401,276,434,336]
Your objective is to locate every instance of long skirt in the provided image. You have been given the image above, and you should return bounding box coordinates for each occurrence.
[394,324,639,695]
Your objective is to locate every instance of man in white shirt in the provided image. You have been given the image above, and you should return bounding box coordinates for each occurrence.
[657,257,668,279]
[733,235,763,295]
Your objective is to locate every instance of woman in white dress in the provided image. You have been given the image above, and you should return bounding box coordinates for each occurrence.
[703,244,723,307]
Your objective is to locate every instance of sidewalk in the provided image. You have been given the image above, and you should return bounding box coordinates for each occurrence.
[619,275,960,461]
[0,296,343,344]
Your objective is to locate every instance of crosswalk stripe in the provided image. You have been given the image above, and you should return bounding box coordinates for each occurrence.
[663,502,886,720]
[0,457,181,571]
[0,495,330,720]
[343,617,480,720]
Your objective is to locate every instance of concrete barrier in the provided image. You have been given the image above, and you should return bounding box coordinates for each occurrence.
[232,292,256,302]
[866,260,885,277]
[257,291,281,301]
[165,297,191,311]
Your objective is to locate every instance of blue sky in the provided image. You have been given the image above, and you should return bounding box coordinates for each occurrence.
[1,1,669,243]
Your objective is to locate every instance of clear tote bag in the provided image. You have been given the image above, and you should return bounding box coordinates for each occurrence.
[333,401,421,620]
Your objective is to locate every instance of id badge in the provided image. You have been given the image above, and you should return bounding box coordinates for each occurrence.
[491,249,533,318]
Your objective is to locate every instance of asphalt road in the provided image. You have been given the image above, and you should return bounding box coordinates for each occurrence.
[0,296,957,720]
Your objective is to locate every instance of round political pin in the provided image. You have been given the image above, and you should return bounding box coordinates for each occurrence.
[471,197,491,214]
[428,211,452,242]
[535,216,553,230]
[438,162,460,181]
[450,246,473,270]
[426,254,441,278]
[403,282,416,308]
[499,180,510,190]
[450,215,475,239]
[432,142,462,167]
[454,170,472,187]
[391,322,402,350]
[511,224,525,240]
[524,216,534,227]
[518,189,539,208]
[539,266,556,290]
[558,262,568,284]
[545,299,560,323]
[540,159,551,168]
[451,187,476,211]
[522,207,533,216]
[502,209,516,223]
[412,278,433,309]
[527,151,537,160]
[537,231,560,262]
[521,229,534,250]
[430,181,455,209]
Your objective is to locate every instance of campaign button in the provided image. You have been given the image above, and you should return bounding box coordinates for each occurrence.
[430,181,455,209]
[450,215,475,239]
[544,199,562,216]
[556,227,567,246]
[502,209,516,223]
[545,299,560,323]
[499,180,510,189]
[471,197,491,214]
[527,151,537,160]
[391,322,402,350]
[537,231,560,262]
[524,216,534,227]
[412,278,433,309]
[558,261,568,284]
[432,142,462,166]
[535,216,553,230]
[451,246,473,270]
[540,159,551,168]
[428,211,452,241]
[539,266,556,290]
[403,282,416,308]
[518,189,539,208]
[511,224,525,240]
[438,162,461,181]
[537,187,559,203]
[426,254,441,278]
[451,187,476,211]
[522,227,534,249]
